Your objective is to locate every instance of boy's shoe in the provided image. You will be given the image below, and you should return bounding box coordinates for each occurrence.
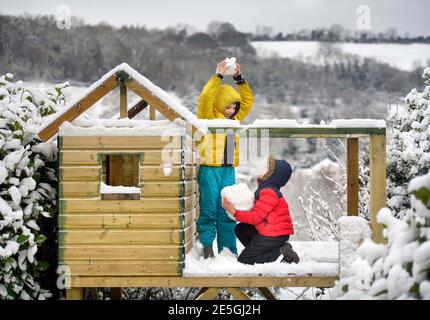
[203,246,214,259]
[280,242,300,264]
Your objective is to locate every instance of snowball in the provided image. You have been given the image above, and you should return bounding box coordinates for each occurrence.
[221,57,237,76]
[221,183,254,211]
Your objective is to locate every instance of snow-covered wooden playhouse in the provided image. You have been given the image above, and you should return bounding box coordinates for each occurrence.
[37,63,387,300]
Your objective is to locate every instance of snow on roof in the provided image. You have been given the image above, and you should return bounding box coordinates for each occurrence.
[247,119,386,128]
[39,63,207,135]
[59,120,186,136]
[196,118,386,129]
[184,241,339,277]
[71,117,173,128]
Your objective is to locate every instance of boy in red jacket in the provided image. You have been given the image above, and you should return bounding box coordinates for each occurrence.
[222,156,300,265]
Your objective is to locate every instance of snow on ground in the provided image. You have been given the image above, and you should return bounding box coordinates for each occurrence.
[183,240,339,277]
[251,41,430,71]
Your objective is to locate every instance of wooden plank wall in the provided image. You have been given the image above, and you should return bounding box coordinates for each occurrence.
[58,134,198,277]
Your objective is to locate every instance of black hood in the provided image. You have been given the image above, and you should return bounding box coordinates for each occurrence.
[255,159,293,199]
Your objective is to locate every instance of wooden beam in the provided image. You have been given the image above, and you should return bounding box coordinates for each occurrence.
[71,276,339,288]
[228,288,250,300]
[119,83,127,118]
[208,127,386,138]
[126,80,180,122]
[128,99,149,119]
[38,74,118,142]
[196,288,220,300]
[149,106,156,120]
[65,288,84,300]
[258,287,277,300]
[370,134,387,244]
[347,138,359,216]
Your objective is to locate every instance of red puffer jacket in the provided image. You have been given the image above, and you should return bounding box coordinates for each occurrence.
[234,188,294,237]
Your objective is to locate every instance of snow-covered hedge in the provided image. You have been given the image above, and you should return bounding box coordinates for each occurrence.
[333,169,430,299]
[387,67,430,216]
[0,74,68,299]
[333,68,430,299]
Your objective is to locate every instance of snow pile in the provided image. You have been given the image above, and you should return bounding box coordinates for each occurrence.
[100,182,140,194]
[221,183,255,211]
[338,216,371,277]
[1,73,66,299]
[184,240,339,277]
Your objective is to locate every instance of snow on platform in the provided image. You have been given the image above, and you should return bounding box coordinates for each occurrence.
[183,241,339,277]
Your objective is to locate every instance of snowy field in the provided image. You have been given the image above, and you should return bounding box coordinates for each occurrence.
[251,41,430,71]
[184,240,339,277]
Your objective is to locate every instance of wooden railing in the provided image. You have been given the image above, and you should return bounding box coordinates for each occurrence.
[207,125,387,243]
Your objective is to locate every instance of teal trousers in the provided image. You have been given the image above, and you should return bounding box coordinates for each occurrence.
[196,165,237,254]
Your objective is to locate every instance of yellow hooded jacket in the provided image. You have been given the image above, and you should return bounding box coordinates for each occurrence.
[197,75,254,167]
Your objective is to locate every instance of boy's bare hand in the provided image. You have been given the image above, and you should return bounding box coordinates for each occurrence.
[216,60,228,75]
[233,63,241,77]
[222,197,236,215]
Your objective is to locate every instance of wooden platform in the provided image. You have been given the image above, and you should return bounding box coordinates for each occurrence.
[70,276,338,288]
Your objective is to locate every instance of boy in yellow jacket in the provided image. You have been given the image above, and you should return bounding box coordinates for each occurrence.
[197,60,254,258]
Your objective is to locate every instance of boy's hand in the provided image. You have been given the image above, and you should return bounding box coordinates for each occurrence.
[233,63,241,77]
[222,197,236,215]
[216,60,228,75]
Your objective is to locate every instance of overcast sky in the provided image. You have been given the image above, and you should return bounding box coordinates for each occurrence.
[1,0,429,36]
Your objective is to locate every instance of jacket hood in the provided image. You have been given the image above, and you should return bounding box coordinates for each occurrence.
[213,84,241,115]
[255,159,293,198]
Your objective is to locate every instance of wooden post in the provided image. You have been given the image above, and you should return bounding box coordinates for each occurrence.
[370,134,386,243]
[110,288,122,300]
[120,83,127,119]
[149,106,156,120]
[66,288,84,300]
[112,82,126,300]
[347,138,359,216]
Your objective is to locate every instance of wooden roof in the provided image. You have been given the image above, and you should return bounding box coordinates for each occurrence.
[37,63,201,142]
